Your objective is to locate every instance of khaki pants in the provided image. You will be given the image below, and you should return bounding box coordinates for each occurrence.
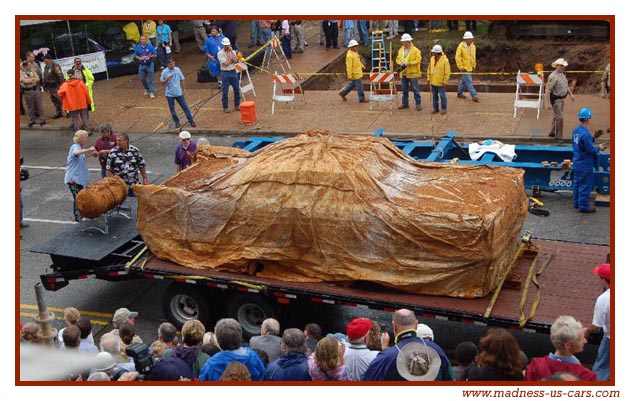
[550,98,564,139]
[291,24,305,51]
[194,26,207,51]
[25,88,45,124]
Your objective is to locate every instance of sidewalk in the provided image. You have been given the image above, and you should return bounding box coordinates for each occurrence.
[19,20,612,145]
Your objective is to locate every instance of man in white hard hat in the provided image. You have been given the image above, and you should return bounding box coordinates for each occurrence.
[217,37,241,113]
[546,58,575,141]
[339,39,367,103]
[395,33,422,111]
[427,44,451,115]
[456,31,479,102]
[174,131,197,172]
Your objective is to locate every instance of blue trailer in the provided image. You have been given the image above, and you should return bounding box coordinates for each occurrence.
[232,131,611,198]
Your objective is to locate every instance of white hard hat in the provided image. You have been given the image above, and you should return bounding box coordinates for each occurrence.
[94,352,116,372]
[221,37,231,46]
[348,39,359,48]
[401,33,413,42]
[178,130,191,140]
[463,31,474,40]
[431,44,443,54]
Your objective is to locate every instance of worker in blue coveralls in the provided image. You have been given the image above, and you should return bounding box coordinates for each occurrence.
[571,107,601,213]
[204,25,226,88]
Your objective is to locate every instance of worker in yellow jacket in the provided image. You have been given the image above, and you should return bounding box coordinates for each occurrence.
[339,40,366,103]
[455,31,479,102]
[427,44,451,115]
[395,33,422,110]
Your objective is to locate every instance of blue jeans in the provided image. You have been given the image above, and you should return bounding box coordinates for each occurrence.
[138,63,155,93]
[358,21,369,45]
[593,336,610,381]
[401,77,421,107]
[100,166,107,178]
[572,169,594,211]
[260,28,273,55]
[431,85,447,111]
[221,70,241,110]
[340,79,365,101]
[167,95,195,125]
[344,28,354,46]
[157,45,168,68]
[249,20,261,45]
[457,72,477,98]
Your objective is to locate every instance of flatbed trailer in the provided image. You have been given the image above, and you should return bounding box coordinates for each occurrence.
[32,202,609,338]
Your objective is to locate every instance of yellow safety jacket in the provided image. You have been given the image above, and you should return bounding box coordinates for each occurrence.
[427,55,451,87]
[395,45,422,78]
[346,50,365,81]
[455,41,476,72]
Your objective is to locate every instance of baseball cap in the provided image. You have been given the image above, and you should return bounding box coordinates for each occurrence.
[113,307,138,328]
[146,357,194,381]
[593,263,610,280]
[416,323,434,341]
[178,130,191,140]
[346,318,372,341]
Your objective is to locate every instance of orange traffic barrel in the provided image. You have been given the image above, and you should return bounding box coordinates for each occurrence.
[240,101,256,125]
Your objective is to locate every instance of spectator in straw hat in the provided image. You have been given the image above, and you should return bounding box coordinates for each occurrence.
[364,309,453,381]
[585,263,611,380]
[547,57,575,141]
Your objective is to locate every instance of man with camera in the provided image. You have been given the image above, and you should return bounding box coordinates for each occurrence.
[395,34,422,111]
[217,38,241,113]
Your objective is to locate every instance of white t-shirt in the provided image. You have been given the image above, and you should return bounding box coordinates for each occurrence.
[593,288,610,338]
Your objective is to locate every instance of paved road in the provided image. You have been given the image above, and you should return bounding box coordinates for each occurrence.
[18,129,610,366]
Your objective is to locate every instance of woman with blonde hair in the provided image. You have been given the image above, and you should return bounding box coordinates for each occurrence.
[64,130,95,221]
[307,336,350,381]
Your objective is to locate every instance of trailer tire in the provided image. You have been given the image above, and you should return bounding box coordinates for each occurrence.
[162,283,212,329]
[226,294,275,339]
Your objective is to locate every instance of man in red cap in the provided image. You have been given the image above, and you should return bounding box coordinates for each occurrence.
[343,318,379,380]
[585,263,610,380]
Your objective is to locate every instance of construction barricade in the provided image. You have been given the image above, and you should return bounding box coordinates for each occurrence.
[513,70,544,119]
[369,72,397,112]
[271,72,305,115]
[235,62,256,101]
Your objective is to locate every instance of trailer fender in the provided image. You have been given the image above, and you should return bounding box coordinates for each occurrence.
[226,294,275,339]
[162,282,213,329]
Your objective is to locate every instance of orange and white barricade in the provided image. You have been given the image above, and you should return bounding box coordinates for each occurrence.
[369,72,397,112]
[514,70,544,119]
[271,71,305,115]
[235,62,256,101]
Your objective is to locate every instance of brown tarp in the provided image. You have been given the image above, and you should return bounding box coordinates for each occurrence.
[135,130,528,298]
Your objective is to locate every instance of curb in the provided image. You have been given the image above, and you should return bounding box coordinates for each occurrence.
[19,124,576,146]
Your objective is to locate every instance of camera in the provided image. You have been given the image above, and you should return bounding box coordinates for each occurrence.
[395,64,406,74]
[126,343,154,375]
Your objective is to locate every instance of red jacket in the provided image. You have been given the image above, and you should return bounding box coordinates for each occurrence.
[57,79,91,111]
[525,356,597,381]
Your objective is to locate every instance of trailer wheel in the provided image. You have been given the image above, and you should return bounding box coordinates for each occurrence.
[226,294,275,338]
[162,283,212,329]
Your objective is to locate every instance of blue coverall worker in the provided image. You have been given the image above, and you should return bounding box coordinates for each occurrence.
[571,107,601,213]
